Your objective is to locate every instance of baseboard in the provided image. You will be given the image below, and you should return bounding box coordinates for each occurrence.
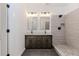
[53,45,61,56]
[19,48,25,56]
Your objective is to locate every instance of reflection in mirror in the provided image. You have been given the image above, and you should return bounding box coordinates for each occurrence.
[27,17,32,30]
[32,17,38,30]
[45,21,49,30]
[40,17,50,30]
[40,17,45,30]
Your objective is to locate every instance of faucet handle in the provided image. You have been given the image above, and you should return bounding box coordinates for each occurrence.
[45,30,46,34]
[31,30,33,34]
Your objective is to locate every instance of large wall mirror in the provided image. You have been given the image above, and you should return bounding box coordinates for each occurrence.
[26,12,51,35]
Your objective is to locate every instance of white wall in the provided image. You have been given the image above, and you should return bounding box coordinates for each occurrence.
[0,3,7,56]
[8,4,26,56]
[0,4,1,56]
[65,8,79,49]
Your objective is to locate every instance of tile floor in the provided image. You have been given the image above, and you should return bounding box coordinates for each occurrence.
[54,44,79,56]
[22,49,58,56]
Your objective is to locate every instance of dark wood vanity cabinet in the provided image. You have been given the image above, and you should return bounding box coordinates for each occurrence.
[25,35,52,49]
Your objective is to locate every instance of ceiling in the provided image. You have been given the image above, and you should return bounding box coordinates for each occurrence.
[9,3,79,15]
[24,3,79,15]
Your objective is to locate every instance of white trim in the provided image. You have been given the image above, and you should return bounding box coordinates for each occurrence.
[19,48,25,56]
[53,45,62,56]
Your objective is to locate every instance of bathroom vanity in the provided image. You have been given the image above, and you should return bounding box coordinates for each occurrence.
[25,35,52,49]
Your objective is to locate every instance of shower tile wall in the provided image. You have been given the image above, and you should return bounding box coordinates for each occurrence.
[51,15,65,45]
[65,8,79,49]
